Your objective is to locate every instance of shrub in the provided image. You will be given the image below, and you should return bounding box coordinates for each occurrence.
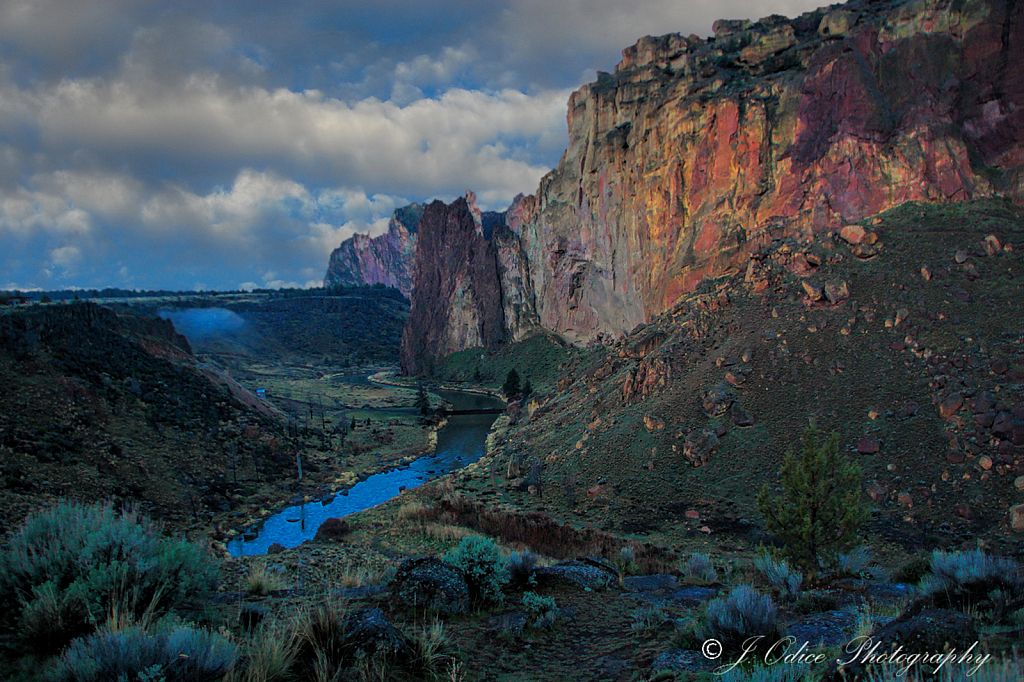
[614,546,640,577]
[442,537,508,606]
[919,550,1023,617]
[506,551,538,590]
[631,605,671,637]
[682,553,718,583]
[753,554,802,599]
[717,662,809,682]
[891,555,932,585]
[0,501,220,653]
[522,591,558,630]
[791,592,840,615]
[757,427,866,573]
[49,624,235,682]
[244,565,284,596]
[834,546,874,577]
[701,586,781,654]
[227,621,297,682]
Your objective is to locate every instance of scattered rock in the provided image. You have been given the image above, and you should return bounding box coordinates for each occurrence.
[644,415,665,431]
[897,401,919,419]
[991,358,1009,375]
[1014,476,1024,491]
[342,608,413,662]
[1011,505,1024,533]
[983,234,1002,256]
[267,542,286,555]
[840,224,867,244]
[897,492,913,508]
[866,483,888,502]
[954,503,974,520]
[701,383,736,417]
[785,610,857,647]
[824,279,849,303]
[650,649,717,675]
[979,456,993,471]
[920,265,931,280]
[955,248,968,263]
[730,403,755,427]
[894,308,909,326]
[856,437,880,454]
[802,281,824,300]
[938,393,963,420]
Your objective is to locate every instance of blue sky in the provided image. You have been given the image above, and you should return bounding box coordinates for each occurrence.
[0,0,826,291]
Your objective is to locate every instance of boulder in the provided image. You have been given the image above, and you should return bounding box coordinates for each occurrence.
[533,558,619,591]
[683,429,719,467]
[313,517,351,542]
[389,557,471,614]
[701,382,735,417]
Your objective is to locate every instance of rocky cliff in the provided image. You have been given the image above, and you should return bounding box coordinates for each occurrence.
[508,0,1023,345]
[323,204,424,296]
[329,0,1024,371]
[399,194,509,375]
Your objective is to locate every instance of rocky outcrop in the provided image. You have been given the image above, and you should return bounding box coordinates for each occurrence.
[323,204,423,296]
[507,0,1024,344]
[336,0,1024,367]
[399,194,508,375]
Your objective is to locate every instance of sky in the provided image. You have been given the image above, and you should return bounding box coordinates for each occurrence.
[0,0,828,292]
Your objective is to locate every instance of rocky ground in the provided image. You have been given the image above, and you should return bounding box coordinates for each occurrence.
[445,199,1024,561]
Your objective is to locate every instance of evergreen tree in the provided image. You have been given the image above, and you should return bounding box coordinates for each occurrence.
[414,382,430,415]
[502,369,521,398]
[757,427,866,573]
[521,379,532,398]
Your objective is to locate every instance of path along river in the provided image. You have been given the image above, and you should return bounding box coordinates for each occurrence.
[226,382,502,556]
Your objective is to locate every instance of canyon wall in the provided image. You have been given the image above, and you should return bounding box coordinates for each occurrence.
[510,0,1023,344]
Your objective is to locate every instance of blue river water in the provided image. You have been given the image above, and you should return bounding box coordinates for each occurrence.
[226,387,502,556]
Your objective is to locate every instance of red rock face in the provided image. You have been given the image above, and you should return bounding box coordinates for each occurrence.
[400,195,506,375]
[508,0,1024,344]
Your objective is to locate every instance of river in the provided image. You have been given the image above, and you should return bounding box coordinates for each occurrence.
[226,385,502,556]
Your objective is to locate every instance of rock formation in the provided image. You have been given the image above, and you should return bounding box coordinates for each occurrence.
[399,193,508,375]
[331,0,1024,371]
[323,204,423,296]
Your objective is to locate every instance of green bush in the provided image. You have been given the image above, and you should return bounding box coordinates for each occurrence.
[701,586,781,654]
[442,537,508,606]
[0,501,220,652]
[891,555,932,584]
[49,624,235,682]
[521,591,558,630]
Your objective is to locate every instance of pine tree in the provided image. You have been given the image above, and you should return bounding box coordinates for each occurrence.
[414,382,430,415]
[502,369,521,398]
[757,427,867,573]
